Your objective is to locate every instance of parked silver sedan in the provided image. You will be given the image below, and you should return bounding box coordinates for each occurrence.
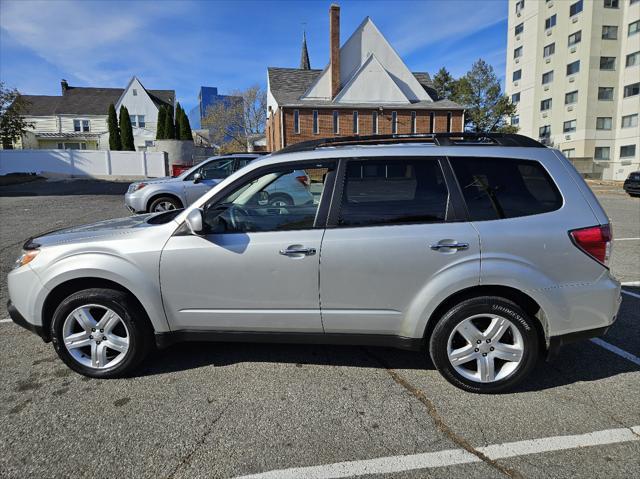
[124,154,261,213]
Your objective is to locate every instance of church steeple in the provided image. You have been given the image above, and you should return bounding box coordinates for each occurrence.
[299,31,311,70]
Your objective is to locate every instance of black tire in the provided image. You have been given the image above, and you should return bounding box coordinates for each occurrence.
[50,288,153,379]
[148,196,182,213]
[429,296,539,394]
[268,193,293,207]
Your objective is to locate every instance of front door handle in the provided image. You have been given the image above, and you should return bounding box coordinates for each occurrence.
[279,246,316,256]
[430,242,469,251]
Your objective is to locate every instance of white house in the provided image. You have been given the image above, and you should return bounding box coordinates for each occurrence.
[13,77,175,151]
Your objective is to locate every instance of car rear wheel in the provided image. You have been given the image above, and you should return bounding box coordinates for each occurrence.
[50,288,153,378]
[268,193,293,207]
[149,196,181,212]
[430,297,539,393]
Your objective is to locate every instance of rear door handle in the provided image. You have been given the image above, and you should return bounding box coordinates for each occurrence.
[279,246,316,256]
[430,242,469,251]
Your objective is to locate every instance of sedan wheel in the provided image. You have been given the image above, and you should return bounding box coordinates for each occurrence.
[153,200,177,212]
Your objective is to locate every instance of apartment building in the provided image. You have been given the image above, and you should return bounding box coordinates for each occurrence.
[506,0,639,180]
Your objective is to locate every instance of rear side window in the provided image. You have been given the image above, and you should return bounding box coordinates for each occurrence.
[338,158,449,227]
[449,157,562,220]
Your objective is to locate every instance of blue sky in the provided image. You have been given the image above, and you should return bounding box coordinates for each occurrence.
[0,0,508,112]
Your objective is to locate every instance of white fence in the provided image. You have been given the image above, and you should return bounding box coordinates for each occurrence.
[0,149,168,179]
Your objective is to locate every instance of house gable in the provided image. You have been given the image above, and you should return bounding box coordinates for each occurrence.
[115,76,160,116]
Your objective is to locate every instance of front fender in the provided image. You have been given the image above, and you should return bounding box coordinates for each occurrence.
[33,252,171,333]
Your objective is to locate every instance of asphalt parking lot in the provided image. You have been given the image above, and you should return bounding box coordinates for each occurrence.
[1,178,638,478]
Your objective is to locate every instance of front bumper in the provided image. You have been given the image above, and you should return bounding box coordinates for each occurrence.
[124,191,147,213]
[7,300,48,341]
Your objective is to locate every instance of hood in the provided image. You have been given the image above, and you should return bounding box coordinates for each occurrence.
[27,212,177,248]
[130,176,180,188]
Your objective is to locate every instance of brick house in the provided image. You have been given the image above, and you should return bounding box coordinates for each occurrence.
[266,4,464,152]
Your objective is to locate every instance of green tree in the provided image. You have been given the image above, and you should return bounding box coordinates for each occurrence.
[156,106,167,140]
[163,107,175,139]
[179,108,193,141]
[119,105,135,150]
[0,82,34,148]
[452,59,517,132]
[174,103,183,139]
[107,103,121,150]
[431,67,457,100]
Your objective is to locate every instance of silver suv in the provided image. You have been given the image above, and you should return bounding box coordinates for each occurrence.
[8,134,622,393]
[125,153,262,213]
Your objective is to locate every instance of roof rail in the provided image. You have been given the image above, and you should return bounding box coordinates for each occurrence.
[272,132,545,155]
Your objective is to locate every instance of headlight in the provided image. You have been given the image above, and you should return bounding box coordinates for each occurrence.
[129,182,147,193]
[14,250,40,269]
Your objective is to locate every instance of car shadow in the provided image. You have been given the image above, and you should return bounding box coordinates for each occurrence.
[137,339,638,393]
[0,179,130,197]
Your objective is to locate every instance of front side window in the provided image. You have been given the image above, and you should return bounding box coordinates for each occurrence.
[596,117,612,130]
[567,60,580,75]
[602,25,618,40]
[600,57,616,70]
[391,111,397,134]
[594,147,610,160]
[598,87,614,100]
[630,21,640,36]
[450,157,562,221]
[514,46,523,59]
[333,110,339,134]
[542,71,553,84]
[565,90,578,104]
[620,145,637,157]
[626,51,640,67]
[513,69,522,81]
[313,110,319,134]
[621,114,638,128]
[568,31,582,46]
[338,158,449,227]
[194,158,236,180]
[293,110,300,134]
[203,162,333,233]
[563,119,577,132]
[545,14,556,29]
[624,82,640,97]
[569,0,583,16]
[540,98,552,111]
[543,43,555,57]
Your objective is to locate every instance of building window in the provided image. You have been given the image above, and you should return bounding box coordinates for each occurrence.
[539,125,551,137]
[624,82,640,97]
[568,31,582,46]
[629,21,640,36]
[620,145,637,157]
[132,89,138,96]
[511,115,520,126]
[562,148,575,158]
[391,111,397,134]
[515,0,525,14]
[566,60,580,75]
[600,57,616,70]
[598,87,614,100]
[543,43,555,57]
[594,147,610,160]
[621,114,638,128]
[602,26,618,40]
[57,143,63,149]
[411,111,417,134]
[514,46,523,59]
[333,110,339,134]
[545,14,556,30]
[73,119,90,132]
[292,109,300,134]
[542,70,554,84]
[429,112,435,133]
[313,110,319,134]
[540,98,552,111]
[565,90,578,104]
[513,69,522,81]
[563,119,577,132]
[293,110,300,134]
[603,0,618,8]
[515,23,524,35]
[626,51,639,67]
[447,112,452,132]
[569,0,583,16]
[130,115,145,128]
[596,117,612,130]
[372,111,378,134]
[352,111,359,134]
[512,92,520,104]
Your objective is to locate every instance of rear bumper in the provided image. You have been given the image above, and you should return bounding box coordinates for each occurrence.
[546,325,611,360]
[7,300,48,341]
[623,182,640,195]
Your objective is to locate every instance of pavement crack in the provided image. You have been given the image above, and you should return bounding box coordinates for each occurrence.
[363,348,524,479]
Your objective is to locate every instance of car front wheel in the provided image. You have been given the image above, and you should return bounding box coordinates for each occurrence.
[50,288,153,378]
[149,196,182,212]
[430,296,539,393]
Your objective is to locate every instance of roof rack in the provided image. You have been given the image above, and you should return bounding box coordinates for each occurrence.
[272,132,545,155]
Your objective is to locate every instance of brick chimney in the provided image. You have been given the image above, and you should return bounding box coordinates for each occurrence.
[329,4,340,99]
[60,79,69,95]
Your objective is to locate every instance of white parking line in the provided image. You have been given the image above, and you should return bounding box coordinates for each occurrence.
[622,290,640,300]
[234,426,640,479]
[591,338,640,367]
[614,237,640,241]
[0,318,12,323]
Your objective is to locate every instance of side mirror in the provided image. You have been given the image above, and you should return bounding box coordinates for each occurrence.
[193,172,203,184]
[185,208,204,235]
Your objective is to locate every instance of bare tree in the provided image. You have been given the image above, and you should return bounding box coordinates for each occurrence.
[0,82,33,148]
[203,85,266,152]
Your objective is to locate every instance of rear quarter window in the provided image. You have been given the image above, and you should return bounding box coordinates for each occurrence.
[449,157,562,221]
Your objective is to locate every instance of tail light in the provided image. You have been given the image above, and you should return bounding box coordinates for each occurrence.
[569,224,612,267]
[296,175,310,187]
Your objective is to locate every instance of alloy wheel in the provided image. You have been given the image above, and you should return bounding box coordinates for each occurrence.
[153,201,176,212]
